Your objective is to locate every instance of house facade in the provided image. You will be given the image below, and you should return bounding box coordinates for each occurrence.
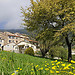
[0,31,40,53]
[0,31,29,45]
[3,42,16,51]
[14,41,40,54]
[0,39,4,50]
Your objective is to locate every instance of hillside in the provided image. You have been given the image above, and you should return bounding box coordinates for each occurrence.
[0,51,75,75]
[0,28,30,35]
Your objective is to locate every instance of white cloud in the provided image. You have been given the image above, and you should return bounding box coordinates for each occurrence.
[0,0,30,29]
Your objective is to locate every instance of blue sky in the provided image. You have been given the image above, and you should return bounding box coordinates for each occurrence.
[0,0,31,29]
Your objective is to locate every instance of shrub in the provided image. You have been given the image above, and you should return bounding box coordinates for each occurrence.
[35,51,42,55]
[24,47,34,56]
[49,46,68,60]
[0,48,1,51]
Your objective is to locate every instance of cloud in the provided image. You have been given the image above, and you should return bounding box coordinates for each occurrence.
[0,0,30,29]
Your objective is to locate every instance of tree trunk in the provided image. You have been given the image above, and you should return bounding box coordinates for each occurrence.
[65,37,72,62]
[61,57,63,61]
[68,43,72,62]
[40,49,49,57]
[40,49,45,57]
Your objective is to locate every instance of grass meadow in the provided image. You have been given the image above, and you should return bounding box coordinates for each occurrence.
[0,51,75,75]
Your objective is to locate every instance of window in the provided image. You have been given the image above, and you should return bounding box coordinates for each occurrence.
[25,45,29,48]
[16,41,18,43]
[16,37,18,39]
[31,46,34,48]
[9,36,11,38]
[0,40,2,42]
[9,40,11,43]
[12,36,14,39]
[0,44,1,46]
[15,47,18,49]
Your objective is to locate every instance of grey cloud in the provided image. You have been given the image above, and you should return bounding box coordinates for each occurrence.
[0,0,30,29]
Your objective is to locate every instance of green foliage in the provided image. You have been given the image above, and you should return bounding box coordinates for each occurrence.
[35,51,42,56]
[22,0,75,60]
[0,48,1,51]
[72,55,75,60]
[49,46,68,60]
[24,47,34,56]
[72,46,75,49]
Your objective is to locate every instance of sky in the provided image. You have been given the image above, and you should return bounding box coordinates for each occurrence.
[0,0,31,29]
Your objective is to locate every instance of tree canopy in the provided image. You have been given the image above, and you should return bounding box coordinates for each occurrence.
[21,0,75,61]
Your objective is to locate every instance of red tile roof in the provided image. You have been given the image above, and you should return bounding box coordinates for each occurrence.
[28,40,38,43]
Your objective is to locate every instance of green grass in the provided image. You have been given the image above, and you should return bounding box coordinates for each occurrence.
[0,51,75,75]
[72,55,75,60]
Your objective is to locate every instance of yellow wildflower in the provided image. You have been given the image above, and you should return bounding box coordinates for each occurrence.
[69,72,73,74]
[63,67,69,70]
[56,71,59,73]
[61,64,65,67]
[72,67,74,69]
[68,64,72,66]
[45,68,49,71]
[31,69,34,71]
[18,67,20,69]
[56,62,60,65]
[51,61,54,63]
[52,64,54,66]
[45,65,47,67]
[11,73,15,75]
[16,70,18,72]
[54,60,57,62]
[39,67,43,70]
[52,66,56,70]
[20,68,22,70]
[40,67,43,70]
[35,65,38,68]
[50,70,54,73]
[71,60,75,63]
[47,63,49,65]
[57,66,59,68]
[73,70,75,72]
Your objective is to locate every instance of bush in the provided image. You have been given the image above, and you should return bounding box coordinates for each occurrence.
[24,47,34,56]
[35,51,42,55]
[49,46,68,60]
[72,55,75,60]
[0,48,1,51]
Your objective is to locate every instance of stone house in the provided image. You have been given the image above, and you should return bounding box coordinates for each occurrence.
[3,42,16,51]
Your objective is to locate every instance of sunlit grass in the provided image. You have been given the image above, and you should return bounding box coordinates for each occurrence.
[0,51,75,75]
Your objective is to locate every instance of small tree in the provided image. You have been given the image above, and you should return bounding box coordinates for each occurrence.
[24,47,34,56]
[49,46,68,60]
[49,46,58,59]
[58,47,68,60]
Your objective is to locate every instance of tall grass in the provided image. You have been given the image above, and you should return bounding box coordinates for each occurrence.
[0,51,75,75]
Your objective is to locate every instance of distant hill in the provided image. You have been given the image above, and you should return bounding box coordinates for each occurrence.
[0,28,30,35]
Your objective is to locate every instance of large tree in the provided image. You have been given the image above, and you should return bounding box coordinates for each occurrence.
[21,0,75,61]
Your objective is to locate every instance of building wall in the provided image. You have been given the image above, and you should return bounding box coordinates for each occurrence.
[14,42,39,53]
[8,36,24,43]
[0,32,25,45]
[0,32,9,45]
[0,39,4,49]
[3,43,16,51]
